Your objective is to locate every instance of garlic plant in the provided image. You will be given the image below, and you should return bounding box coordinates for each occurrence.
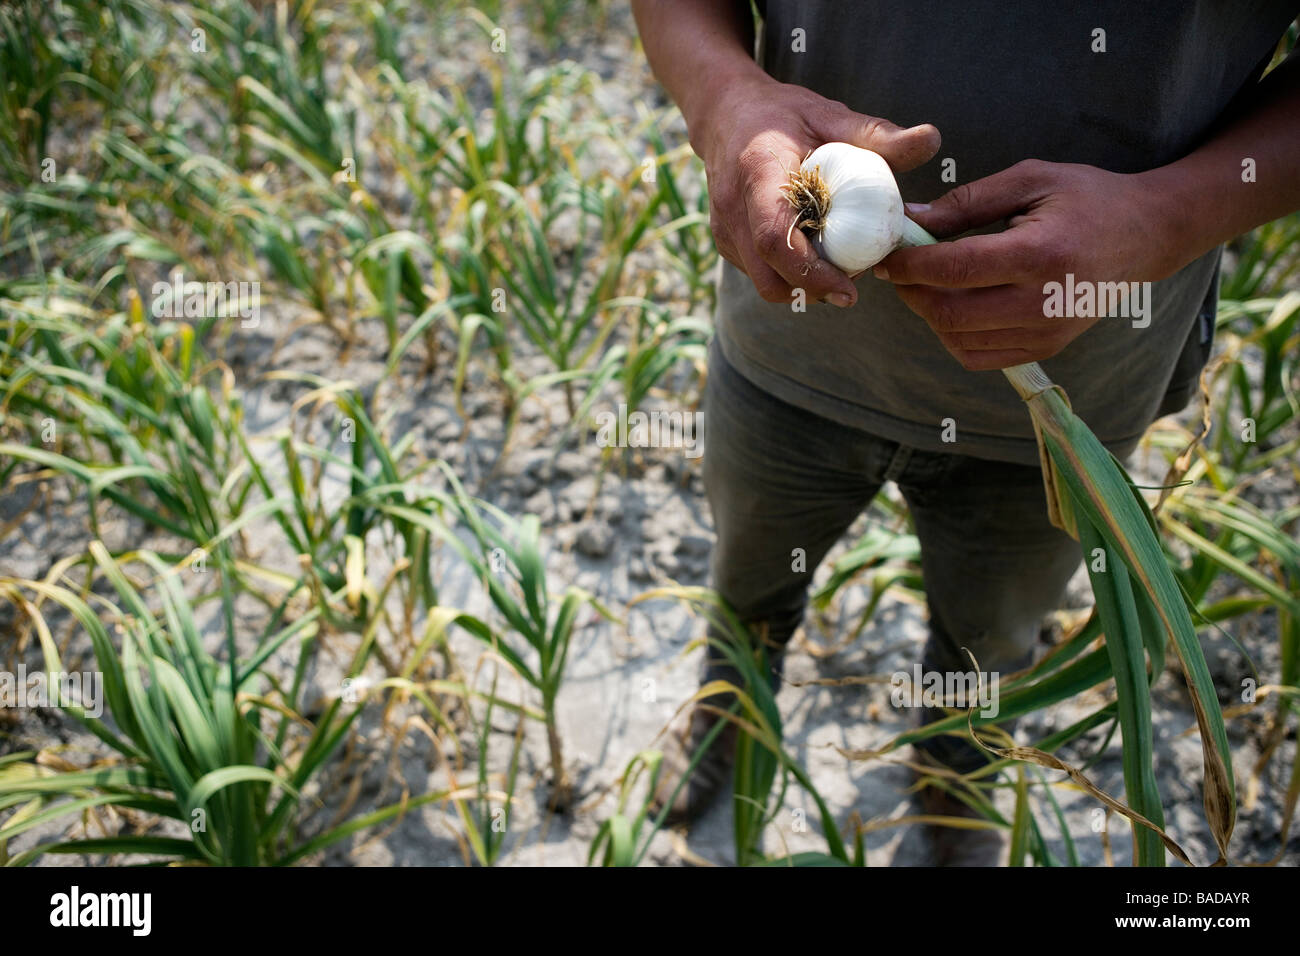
[781,142,1050,407]
[783,143,1236,866]
[781,142,932,273]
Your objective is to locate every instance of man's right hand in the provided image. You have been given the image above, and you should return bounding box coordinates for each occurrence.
[691,75,941,308]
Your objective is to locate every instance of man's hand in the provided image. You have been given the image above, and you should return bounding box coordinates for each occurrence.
[874,160,1191,371]
[695,75,940,308]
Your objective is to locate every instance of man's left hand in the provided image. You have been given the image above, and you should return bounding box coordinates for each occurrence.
[875,159,1188,371]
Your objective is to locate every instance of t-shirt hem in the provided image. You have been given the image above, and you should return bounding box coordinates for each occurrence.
[1155,376,1198,421]
[715,329,1149,469]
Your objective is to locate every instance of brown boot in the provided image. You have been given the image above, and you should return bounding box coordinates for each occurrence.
[648,649,784,825]
[909,760,1006,867]
[647,703,738,825]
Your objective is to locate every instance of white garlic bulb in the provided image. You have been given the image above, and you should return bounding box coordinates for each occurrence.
[783,142,906,274]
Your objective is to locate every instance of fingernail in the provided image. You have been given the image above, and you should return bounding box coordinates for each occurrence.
[872,265,890,281]
[826,292,854,308]
[904,202,931,214]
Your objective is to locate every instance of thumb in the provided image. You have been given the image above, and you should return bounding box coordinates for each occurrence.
[908,161,1045,238]
[816,107,941,173]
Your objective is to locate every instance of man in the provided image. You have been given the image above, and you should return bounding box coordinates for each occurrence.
[630,0,1300,865]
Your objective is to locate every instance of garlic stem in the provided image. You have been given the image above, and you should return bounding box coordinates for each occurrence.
[897,216,1050,396]
[898,216,936,252]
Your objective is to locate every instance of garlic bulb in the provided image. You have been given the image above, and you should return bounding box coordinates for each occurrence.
[781,142,912,274]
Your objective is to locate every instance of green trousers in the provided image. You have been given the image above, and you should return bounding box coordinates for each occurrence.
[700,338,1084,772]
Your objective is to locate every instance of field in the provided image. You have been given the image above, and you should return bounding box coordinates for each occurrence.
[1,0,1298,867]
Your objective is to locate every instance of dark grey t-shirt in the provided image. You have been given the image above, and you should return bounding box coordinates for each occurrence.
[716,2,1297,465]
